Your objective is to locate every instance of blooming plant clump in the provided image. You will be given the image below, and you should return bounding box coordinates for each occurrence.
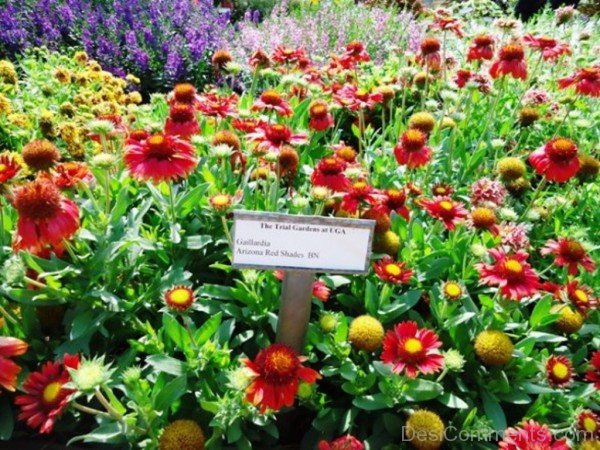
[0,1,598,449]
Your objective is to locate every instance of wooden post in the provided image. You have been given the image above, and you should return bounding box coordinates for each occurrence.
[276,270,316,353]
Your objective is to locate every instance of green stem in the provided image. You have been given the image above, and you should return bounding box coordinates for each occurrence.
[221,215,233,249]
[519,177,546,221]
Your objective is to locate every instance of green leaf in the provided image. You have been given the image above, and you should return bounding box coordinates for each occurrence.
[529,296,552,328]
[481,390,506,431]
[146,355,186,376]
[195,313,222,346]
[404,379,443,402]
[162,314,191,350]
[154,375,187,411]
[438,392,469,409]
[352,394,391,411]
[0,397,14,440]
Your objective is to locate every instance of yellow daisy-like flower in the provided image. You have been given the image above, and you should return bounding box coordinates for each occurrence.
[348,315,384,352]
[0,94,12,115]
[580,440,600,450]
[474,330,513,367]
[0,60,18,84]
[209,194,232,212]
[441,281,463,301]
[159,420,205,450]
[164,286,195,312]
[73,51,89,65]
[405,409,445,450]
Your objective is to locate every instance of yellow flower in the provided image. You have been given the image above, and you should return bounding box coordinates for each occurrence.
[54,67,72,84]
[580,440,600,450]
[0,94,12,115]
[159,420,205,450]
[373,230,401,256]
[409,111,436,134]
[475,330,513,366]
[126,74,140,84]
[348,315,384,352]
[405,410,445,450]
[73,51,89,65]
[7,113,30,128]
[497,157,526,181]
[0,60,18,84]
[442,281,463,301]
[551,304,584,335]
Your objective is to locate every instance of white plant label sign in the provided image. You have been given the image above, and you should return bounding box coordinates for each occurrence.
[232,211,375,274]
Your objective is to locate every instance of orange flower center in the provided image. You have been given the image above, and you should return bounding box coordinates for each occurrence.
[444,282,462,299]
[13,180,62,221]
[310,103,327,117]
[385,264,402,276]
[42,381,62,404]
[266,350,296,377]
[500,44,524,61]
[504,259,523,278]
[551,362,569,380]
[439,201,453,212]
[583,417,597,432]
[0,163,6,172]
[574,289,588,303]
[471,207,496,228]
[538,36,556,48]
[421,38,441,55]
[336,146,356,162]
[402,129,426,152]
[211,194,231,209]
[474,35,493,47]
[547,138,577,162]
[174,83,196,103]
[261,90,282,105]
[353,181,368,191]
[168,288,192,305]
[170,103,195,122]
[404,338,423,354]
[562,240,585,260]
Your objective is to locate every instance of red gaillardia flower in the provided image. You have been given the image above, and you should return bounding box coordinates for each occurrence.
[585,350,600,388]
[47,162,94,189]
[578,410,600,439]
[475,248,540,301]
[418,37,441,71]
[541,237,595,275]
[318,435,365,450]
[243,343,320,413]
[490,43,528,80]
[546,355,573,388]
[467,34,494,62]
[311,157,351,192]
[333,84,383,111]
[272,46,307,65]
[0,337,28,392]
[15,354,80,434]
[381,321,444,378]
[247,123,307,155]
[373,257,413,285]
[249,49,270,70]
[394,129,433,169]
[529,138,580,183]
[308,100,334,132]
[337,40,370,70]
[380,188,410,221]
[499,420,570,450]
[312,280,331,302]
[165,102,200,139]
[124,133,198,183]
[252,90,293,117]
[566,281,597,314]
[197,92,238,118]
[454,68,473,88]
[420,197,468,231]
[0,152,22,184]
[164,286,195,311]
[341,181,376,214]
[524,35,571,61]
[430,16,464,38]
[12,180,80,253]
[558,66,600,97]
